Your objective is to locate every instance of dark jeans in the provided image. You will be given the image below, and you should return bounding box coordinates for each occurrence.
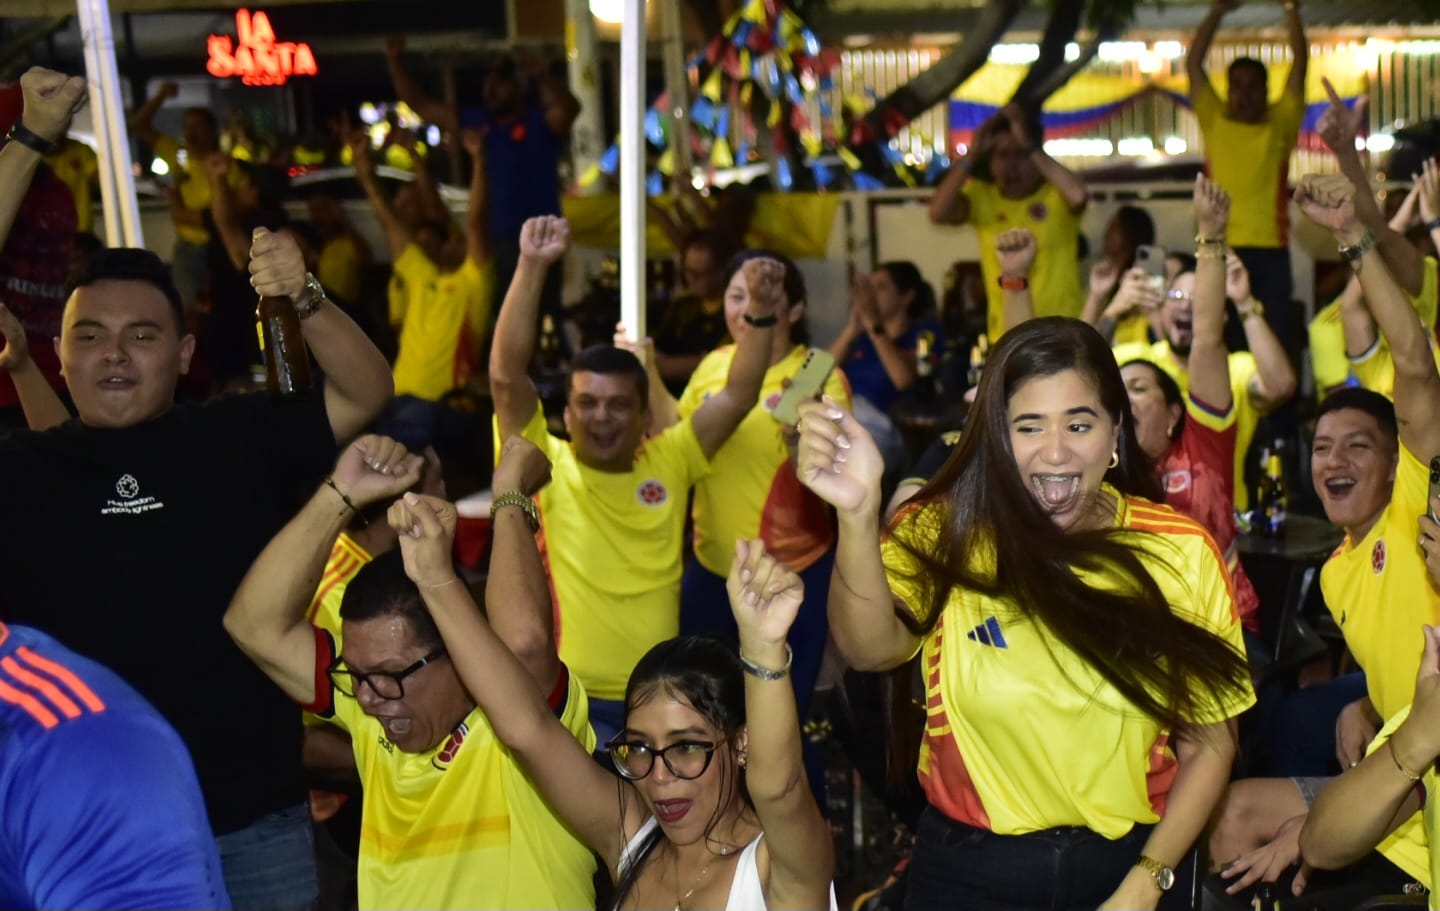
[1252,671,1368,778]
[905,806,1195,911]
[216,802,318,911]
[1231,247,1296,353]
[373,394,475,453]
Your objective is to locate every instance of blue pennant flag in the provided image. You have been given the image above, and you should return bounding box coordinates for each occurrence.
[645,108,666,147]
[776,156,793,190]
[599,143,620,175]
[647,170,664,196]
[811,160,834,188]
[852,171,885,191]
[691,97,717,131]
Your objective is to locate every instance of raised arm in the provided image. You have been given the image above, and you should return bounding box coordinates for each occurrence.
[727,540,835,909]
[521,54,581,137]
[460,130,490,265]
[1001,104,1085,213]
[350,134,411,260]
[1188,176,1234,412]
[1302,626,1440,870]
[1316,78,1425,297]
[1185,1,1230,103]
[1297,173,1440,459]
[224,436,423,703]
[688,258,783,459]
[249,228,396,442]
[382,37,458,135]
[1081,259,1121,329]
[0,303,70,429]
[404,132,450,228]
[204,153,250,271]
[126,80,176,148]
[1337,184,1423,359]
[1225,254,1298,413]
[1415,159,1440,261]
[848,272,921,392]
[796,399,921,670]
[995,227,1038,332]
[929,114,1005,226]
[1,68,86,252]
[1283,0,1309,100]
[490,216,568,437]
[388,456,625,867]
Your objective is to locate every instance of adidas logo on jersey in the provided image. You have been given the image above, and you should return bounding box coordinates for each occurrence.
[966,616,1008,648]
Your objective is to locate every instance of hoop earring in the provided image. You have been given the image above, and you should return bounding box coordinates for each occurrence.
[1108,450,1119,469]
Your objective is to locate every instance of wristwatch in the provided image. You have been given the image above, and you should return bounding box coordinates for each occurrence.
[1135,855,1175,892]
[1338,230,1378,266]
[1237,298,1265,321]
[294,272,328,320]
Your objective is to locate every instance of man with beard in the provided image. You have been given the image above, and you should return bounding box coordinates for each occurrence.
[1111,250,1297,510]
[928,102,1088,341]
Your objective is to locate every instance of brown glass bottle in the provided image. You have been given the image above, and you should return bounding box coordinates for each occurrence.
[257,295,312,395]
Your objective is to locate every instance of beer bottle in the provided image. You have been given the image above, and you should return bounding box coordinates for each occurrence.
[1257,451,1288,539]
[257,294,312,395]
[539,314,564,371]
[915,330,936,403]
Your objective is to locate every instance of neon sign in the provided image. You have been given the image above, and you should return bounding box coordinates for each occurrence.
[207,9,317,87]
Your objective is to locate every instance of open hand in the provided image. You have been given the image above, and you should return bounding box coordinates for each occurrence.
[330,435,425,509]
[1220,814,1311,896]
[995,228,1037,279]
[388,492,460,590]
[727,538,804,648]
[1089,259,1120,298]
[461,129,485,161]
[1225,251,1252,304]
[0,303,30,373]
[1193,174,1231,239]
[492,436,552,497]
[249,227,308,299]
[1107,267,1162,320]
[795,397,884,517]
[519,216,570,266]
[1415,158,1440,225]
[18,67,88,144]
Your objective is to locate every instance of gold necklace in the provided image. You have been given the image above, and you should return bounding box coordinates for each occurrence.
[671,843,728,911]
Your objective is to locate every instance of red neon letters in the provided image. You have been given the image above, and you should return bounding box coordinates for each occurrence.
[207,9,317,86]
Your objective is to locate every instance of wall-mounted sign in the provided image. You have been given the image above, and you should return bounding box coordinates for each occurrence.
[207,9,317,86]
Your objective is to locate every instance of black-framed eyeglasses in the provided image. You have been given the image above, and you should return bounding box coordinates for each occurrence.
[605,736,719,781]
[328,648,447,701]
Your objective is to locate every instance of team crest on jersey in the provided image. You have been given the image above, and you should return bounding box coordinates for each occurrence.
[637,479,669,506]
[763,391,783,412]
[1029,202,1049,221]
[1372,539,1387,575]
[432,722,470,771]
[1163,470,1192,495]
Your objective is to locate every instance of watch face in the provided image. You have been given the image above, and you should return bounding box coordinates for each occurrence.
[1157,868,1175,891]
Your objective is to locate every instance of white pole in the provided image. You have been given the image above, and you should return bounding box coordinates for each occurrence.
[619,0,646,338]
[76,0,142,248]
[565,0,604,191]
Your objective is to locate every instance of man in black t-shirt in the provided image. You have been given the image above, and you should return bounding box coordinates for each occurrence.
[0,123,394,908]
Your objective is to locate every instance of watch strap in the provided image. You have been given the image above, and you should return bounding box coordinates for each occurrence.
[998,275,1029,292]
[295,273,327,320]
[5,121,58,155]
[490,490,540,531]
[743,312,779,328]
[1338,230,1378,264]
[1135,855,1174,891]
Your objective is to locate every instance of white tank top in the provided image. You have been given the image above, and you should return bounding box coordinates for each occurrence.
[617,817,839,911]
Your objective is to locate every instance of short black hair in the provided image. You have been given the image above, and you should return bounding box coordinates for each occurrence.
[568,344,649,405]
[69,248,185,333]
[338,550,445,652]
[1228,57,1268,82]
[1316,387,1399,444]
[680,229,740,270]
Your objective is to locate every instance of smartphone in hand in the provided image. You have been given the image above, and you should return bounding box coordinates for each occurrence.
[1136,244,1167,298]
[772,348,836,425]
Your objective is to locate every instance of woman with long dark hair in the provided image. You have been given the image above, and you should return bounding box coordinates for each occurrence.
[796,316,1253,911]
[387,470,835,911]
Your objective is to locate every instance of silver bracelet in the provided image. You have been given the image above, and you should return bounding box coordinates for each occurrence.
[738,643,793,681]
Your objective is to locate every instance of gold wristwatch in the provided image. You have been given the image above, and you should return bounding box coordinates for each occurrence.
[1135,855,1175,891]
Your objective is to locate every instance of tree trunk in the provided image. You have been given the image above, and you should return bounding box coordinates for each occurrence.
[849,0,1025,148]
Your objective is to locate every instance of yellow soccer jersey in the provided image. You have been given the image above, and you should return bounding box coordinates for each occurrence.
[1363,707,1433,890]
[883,492,1253,837]
[44,140,98,234]
[963,181,1085,341]
[678,344,852,576]
[1192,83,1304,249]
[392,256,494,401]
[302,533,373,728]
[387,243,438,330]
[318,234,368,307]
[327,663,597,910]
[1113,339,1262,511]
[501,402,711,700]
[1323,443,1440,721]
[152,136,246,245]
[1309,300,1350,398]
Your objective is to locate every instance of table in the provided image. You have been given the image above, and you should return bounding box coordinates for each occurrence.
[1238,513,1345,668]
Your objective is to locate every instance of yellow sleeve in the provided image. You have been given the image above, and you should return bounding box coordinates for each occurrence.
[1349,341,1397,398]
[318,236,364,305]
[1179,535,1256,724]
[1394,441,1433,528]
[1410,256,1437,330]
[389,244,427,326]
[493,400,563,466]
[1308,300,1351,396]
[558,666,597,751]
[660,415,713,484]
[152,134,181,167]
[677,348,728,419]
[961,180,996,228]
[1271,88,1306,135]
[1190,77,1222,129]
[1184,391,1237,435]
[462,256,496,340]
[880,503,945,625]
